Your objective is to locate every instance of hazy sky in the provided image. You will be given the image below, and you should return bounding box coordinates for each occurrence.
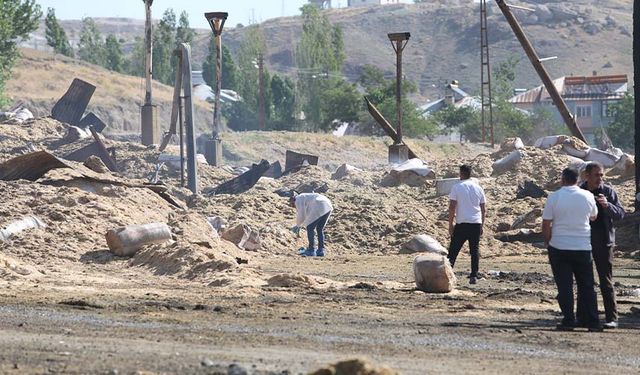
[35,0,409,29]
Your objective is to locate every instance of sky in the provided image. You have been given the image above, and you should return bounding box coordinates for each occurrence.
[34,0,411,29]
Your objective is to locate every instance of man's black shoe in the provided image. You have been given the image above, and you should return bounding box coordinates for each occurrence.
[556,323,575,331]
[588,325,604,332]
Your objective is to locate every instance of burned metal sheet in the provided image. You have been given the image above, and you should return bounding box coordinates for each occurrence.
[79,112,107,133]
[63,127,118,172]
[206,160,270,195]
[284,150,318,172]
[0,151,71,181]
[263,160,282,178]
[51,78,96,126]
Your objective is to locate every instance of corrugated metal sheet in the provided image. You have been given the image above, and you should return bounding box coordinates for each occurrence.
[0,151,70,181]
[510,75,628,104]
[51,79,96,126]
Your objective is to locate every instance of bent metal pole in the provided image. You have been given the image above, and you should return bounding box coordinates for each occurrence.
[495,0,587,144]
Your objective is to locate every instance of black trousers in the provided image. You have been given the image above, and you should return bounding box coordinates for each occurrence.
[577,241,618,323]
[547,246,599,327]
[448,223,481,277]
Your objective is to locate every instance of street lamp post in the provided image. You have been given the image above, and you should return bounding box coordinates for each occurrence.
[204,11,228,166]
[140,0,159,145]
[387,32,410,164]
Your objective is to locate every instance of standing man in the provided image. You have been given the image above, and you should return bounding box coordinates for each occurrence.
[580,162,625,329]
[447,164,486,284]
[542,168,601,332]
[290,192,333,257]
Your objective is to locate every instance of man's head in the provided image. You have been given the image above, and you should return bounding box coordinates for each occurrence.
[561,168,579,186]
[288,191,298,208]
[584,161,604,188]
[459,164,472,180]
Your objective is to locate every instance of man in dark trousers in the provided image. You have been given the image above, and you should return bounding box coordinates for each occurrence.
[447,164,486,284]
[579,161,625,329]
[542,168,601,331]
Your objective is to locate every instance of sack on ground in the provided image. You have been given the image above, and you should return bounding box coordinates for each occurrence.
[413,253,456,293]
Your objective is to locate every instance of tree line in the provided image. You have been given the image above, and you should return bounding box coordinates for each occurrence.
[0,0,635,148]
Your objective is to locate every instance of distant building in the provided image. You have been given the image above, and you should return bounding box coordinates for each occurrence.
[191,71,241,103]
[308,0,332,8]
[509,73,628,143]
[420,81,481,116]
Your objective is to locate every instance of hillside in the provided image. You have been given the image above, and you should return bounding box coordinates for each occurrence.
[25,0,633,101]
[7,48,213,135]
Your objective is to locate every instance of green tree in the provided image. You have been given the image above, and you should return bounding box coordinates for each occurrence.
[202,42,238,91]
[270,74,296,127]
[296,4,347,129]
[104,34,125,72]
[45,7,73,57]
[152,9,176,84]
[607,94,635,150]
[77,17,105,65]
[175,11,195,45]
[0,0,41,106]
[127,36,145,77]
[427,105,481,141]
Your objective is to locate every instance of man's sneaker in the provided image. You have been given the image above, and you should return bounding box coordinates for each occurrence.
[555,323,575,332]
[469,276,478,285]
[300,248,315,257]
[316,248,325,257]
[603,321,618,329]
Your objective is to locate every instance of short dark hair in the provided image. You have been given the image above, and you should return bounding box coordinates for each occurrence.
[459,164,472,178]
[561,168,578,185]
[585,161,604,174]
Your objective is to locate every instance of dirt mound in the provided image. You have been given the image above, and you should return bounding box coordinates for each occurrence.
[309,358,400,375]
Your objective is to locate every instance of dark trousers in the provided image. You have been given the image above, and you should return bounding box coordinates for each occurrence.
[448,223,481,277]
[577,242,618,323]
[547,246,599,327]
[306,212,330,250]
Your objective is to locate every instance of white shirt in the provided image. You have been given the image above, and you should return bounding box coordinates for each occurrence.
[295,193,333,227]
[542,185,598,251]
[449,179,486,224]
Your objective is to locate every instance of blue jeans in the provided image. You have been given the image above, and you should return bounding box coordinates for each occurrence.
[306,212,330,250]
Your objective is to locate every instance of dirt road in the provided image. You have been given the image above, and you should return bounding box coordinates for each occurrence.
[1,254,639,374]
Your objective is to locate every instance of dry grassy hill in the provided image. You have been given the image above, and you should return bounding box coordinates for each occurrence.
[7,48,213,135]
[15,0,633,116]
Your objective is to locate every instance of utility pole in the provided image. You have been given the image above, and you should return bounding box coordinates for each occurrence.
[258,53,266,131]
[387,32,410,164]
[204,12,228,166]
[495,0,587,144]
[140,0,159,145]
[480,0,494,147]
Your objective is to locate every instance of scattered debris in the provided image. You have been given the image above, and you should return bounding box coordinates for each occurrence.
[500,137,524,152]
[516,181,547,199]
[105,222,172,256]
[492,149,524,175]
[413,253,456,293]
[310,358,400,375]
[331,163,362,180]
[83,155,109,174]
[51,78,96,126]
[0,216,46,242]
[285,150,318,172]
[221,224,261,251]
[204,160,270,195]
[263,160,282,178]
[64,127,118,172]
[495,229,544,243]
[402,234,448,255]
[380,158,436,187]
[0,150,70,181]
[511,208,543,230]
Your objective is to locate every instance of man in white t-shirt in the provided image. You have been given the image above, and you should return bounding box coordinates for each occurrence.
[447,164,486,284]
[542,168,601,332]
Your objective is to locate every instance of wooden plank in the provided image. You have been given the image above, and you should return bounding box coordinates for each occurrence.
[364,96,418,159]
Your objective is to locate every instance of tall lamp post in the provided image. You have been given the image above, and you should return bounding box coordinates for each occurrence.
[204,11,228,166]
[141,0,159,145]
[388,32,410,164]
